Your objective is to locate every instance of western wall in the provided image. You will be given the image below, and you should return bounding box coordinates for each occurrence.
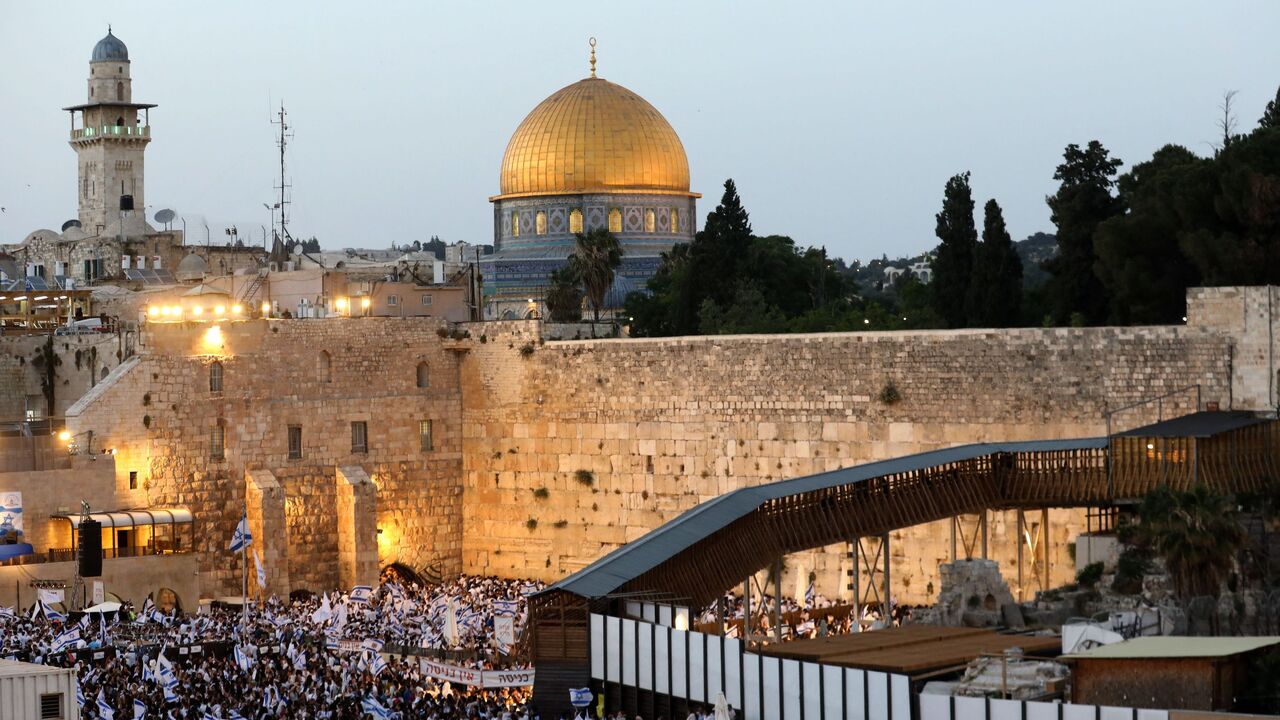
[54,286,1278,605]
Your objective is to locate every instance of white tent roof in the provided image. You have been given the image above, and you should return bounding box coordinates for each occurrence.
[54,508,192,529]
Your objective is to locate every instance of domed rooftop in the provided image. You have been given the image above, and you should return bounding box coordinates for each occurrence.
[175,253,209,281]
[495,76,694,200]
[91,29,129,62]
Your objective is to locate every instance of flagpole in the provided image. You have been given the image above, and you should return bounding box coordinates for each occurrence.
[241,502,248,625]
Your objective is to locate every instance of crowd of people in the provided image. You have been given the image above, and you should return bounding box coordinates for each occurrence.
[0,574,544,719]
[696,589,913,641]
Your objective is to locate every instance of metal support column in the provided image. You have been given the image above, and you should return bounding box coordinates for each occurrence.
[743,577,751,645]
[882,532,892,617]
[772,556,782,644]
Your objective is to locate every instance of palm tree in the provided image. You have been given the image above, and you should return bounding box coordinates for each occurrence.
[544,265,584,322]
[1130,485,1245,600]
[567,228,623,322]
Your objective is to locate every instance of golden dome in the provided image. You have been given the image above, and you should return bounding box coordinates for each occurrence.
[494,77,697,200]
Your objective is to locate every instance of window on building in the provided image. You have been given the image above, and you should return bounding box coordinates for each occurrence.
[319,351,331,383]
[211,420,225,461]
[209,361,224,393]
[40,693,63,719]
[116,81,123,101]
[351,421,368,454]
[644,209,656,233]
[569,209,583,234]
[416,362,430,389]
[421,295,433,306]
[83,258,105,281]
[535,211,547,235]
[387,295,399,306]
[671,208,679,233]
[420,419,434,452]
[129,470,138,490]
[287,425,302,460]
[608,208,622,233]
[511,212,520,237]
[31,264,46,278]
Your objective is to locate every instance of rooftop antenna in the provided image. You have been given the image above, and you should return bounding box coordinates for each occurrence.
[589,37,597,78]
[271,103,294,246]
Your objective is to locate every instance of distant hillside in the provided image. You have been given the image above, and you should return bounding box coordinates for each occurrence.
[1015,232,1057,289]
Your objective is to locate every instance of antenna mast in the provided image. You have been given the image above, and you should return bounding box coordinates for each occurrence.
[271,103,294,246]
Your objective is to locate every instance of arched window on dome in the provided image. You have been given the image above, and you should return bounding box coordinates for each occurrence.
[511,212,520,238]
[670,208,680,233]
[535,211,547,235]
[608,209,622,234]
[116,81,123,101]
[569,209,583,234]
[644,209,656,233]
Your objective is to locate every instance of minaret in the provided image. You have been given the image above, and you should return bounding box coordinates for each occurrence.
[65,28,155,238]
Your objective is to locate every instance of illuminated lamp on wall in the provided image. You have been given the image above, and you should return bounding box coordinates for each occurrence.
[202,325,226,355]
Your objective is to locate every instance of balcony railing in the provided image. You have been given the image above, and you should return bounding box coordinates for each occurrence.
[70,125,151,140]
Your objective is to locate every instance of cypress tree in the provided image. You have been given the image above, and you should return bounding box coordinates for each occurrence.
[966,200,1023,327]
[929,172,978,328]
[1260,86,1280,129]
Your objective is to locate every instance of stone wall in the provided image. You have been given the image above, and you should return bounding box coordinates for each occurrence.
[0,332,127,419]
[57,287,1280,606]
[458,321,1235,604]
[66,318,465,597]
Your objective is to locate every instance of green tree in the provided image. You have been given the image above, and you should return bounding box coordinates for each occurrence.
[544,265,583,322]
[1179,128,1280,285]
[1043,141,1123,325]
[567,228,623,322]
[966,200,1023,327]
[1127,485,1245,601]
[929,172,978,328]
[1260,86,1280,130]
[1093,145,1209,324]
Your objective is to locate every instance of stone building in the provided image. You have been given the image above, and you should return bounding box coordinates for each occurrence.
[482,43,700,319]
[2,30,224,287]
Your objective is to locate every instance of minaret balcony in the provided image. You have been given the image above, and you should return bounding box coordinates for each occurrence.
[71,125,151,140]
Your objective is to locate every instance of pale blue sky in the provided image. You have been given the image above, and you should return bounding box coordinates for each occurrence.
[2,1,1278,262]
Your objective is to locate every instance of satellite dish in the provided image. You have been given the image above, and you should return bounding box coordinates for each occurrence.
[155,209,176,224]
[60,219,82,232]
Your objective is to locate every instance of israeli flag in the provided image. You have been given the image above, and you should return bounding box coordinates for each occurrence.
[76,681,85,707]
[369,652,387,677]
[78,614,90,631]
[233,645,254,672]
[53,628,80,653]
[42,600,66,623]
[133,698,147,719]
[229,514,252,553]
[359,638,384,653]
[229,712,247,720]
[805,581,815,608]
[349,585,373,604]
[162,682,178,704]
[360,696,392,719]
[97,690,115,719]
[254,549,266,590]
